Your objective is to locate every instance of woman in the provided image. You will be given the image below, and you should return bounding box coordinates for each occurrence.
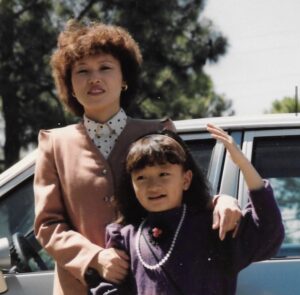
[34,19,241,295]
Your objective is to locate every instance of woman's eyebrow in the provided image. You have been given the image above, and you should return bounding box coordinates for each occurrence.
[74,61,87,67]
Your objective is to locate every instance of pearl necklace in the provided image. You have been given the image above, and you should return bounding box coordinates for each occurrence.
[135,204,187,270]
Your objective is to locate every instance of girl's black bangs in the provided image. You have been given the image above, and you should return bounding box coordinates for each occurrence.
[128,149,186,172]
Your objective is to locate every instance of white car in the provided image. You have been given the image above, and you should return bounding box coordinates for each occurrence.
[0,114,299,295]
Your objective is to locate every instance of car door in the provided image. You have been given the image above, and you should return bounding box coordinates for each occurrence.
[235,128,300,295]
[0,167,54,295]
[180,132,218,188]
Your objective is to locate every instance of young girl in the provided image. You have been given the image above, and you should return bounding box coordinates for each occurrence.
[91,124,284,295]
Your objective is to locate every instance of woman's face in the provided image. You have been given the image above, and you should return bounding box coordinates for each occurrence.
[71,53,124,122]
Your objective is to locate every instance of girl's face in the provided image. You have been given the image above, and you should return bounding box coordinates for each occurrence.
[131,163,192,212]
[71,53,124,122]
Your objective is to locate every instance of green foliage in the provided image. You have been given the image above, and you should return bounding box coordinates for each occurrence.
[0,0,233,168]
[265,96,298,114]
[0,0,69,168]
[97,0,233,119]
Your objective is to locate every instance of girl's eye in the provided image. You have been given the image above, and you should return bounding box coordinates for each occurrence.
[160,172,169,177]
[100,65,112,71]
[136,175,145,181]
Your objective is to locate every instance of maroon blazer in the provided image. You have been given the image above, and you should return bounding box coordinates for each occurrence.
[34,117,175,295]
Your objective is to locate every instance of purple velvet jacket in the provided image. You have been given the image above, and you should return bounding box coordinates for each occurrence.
[91,181,284,295]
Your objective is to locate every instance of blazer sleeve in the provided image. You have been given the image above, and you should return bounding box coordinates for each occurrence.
[34,130,102,285]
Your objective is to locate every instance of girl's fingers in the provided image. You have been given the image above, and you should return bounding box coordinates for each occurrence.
[206,124,230,140]
[207,123,245,166]
[207,124,234,143]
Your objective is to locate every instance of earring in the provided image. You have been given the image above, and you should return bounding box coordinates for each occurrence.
[122,84,128,91]
[71,91,76,97]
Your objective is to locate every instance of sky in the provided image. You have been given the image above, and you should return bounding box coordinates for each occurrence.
[202,0,300,115]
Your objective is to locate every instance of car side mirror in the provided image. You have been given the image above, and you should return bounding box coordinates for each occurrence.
[0,237,10,293]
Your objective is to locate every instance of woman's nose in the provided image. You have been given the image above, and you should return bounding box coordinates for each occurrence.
[88,71,101,84]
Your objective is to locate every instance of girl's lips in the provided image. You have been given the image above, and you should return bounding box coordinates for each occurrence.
[148,194,166,200]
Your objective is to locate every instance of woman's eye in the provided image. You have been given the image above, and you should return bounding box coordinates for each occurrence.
[77,69,88,74]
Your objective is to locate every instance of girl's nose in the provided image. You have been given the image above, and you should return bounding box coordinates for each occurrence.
[146,177,161,191]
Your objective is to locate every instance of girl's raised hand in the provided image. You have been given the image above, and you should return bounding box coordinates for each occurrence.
[206,123,248,168]
[206,123,264,191]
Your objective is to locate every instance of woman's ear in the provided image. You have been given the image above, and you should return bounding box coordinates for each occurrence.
[183,169,193,191]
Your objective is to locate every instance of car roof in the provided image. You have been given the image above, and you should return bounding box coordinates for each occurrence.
[175,113,300,133]
[0,149,37,196]
[1,113,300,193]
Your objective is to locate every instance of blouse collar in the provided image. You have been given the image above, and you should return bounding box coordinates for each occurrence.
[83,108,127,138]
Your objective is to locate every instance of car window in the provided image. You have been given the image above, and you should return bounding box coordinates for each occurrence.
[252,134,300,257]
[26,231,55,271]
[0,177,34,242]
[0,176,55,272]
[185,138,216,175]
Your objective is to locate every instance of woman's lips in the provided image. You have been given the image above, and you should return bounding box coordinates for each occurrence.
[88,86,105,95]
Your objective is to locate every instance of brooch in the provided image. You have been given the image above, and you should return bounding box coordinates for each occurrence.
[148,226,164,245]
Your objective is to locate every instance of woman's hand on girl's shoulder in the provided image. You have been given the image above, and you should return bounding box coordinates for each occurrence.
[212,194,242,240]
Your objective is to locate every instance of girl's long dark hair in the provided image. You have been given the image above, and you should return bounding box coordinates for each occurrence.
[115,129,212,226]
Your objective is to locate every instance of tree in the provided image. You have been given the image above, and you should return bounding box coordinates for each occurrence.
[265,96,298,114]
[78,0,233,119]
[0,0,69,169]
[0,0,233,169]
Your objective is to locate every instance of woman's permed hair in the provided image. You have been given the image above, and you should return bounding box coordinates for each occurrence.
[116,130,212,225]
[51,19,143,116]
